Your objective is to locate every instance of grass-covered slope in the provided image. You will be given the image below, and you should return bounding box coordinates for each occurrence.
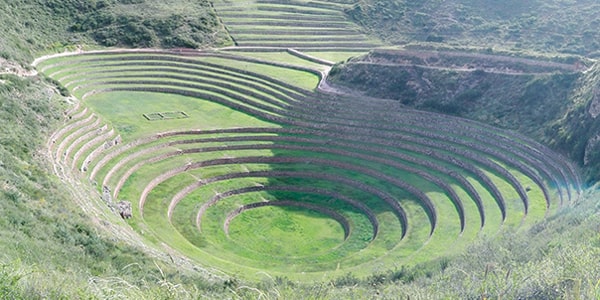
[327,49,600,183]
[35,50,581,281]
[346,0,600,56]
[327,49,583,134]
[0,74,236,298]
[213,0,381,51]
[0,0,599,298]
[0,66,598,298]
[0,0,230,63]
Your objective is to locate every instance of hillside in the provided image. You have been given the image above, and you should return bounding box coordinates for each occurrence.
[337,1,600,183]
[0,1,234,298]
[0,0,599,299]
[327,49,600,183]
[346,0,600,56]
[0,0,230,63]
[327,49,583,129]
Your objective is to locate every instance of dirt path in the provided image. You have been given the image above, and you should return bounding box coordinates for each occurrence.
[1,57,38,77]
[316,65,402,103]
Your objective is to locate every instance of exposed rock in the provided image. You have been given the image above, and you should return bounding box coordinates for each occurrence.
[102,185,112,204]
[584,133,600,165]
[115,201,132,219]
[104,135,122,149]
[97,124,108,134]
[588,87,600,118]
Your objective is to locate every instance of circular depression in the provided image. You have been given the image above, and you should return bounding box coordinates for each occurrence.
[224,201,349,259]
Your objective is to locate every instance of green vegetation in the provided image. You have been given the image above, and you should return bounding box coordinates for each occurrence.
[1,0,600,298]
[0,0,229,63]
[212,0,380,50]
[327,49,600,183]
[35,50,578,283]
[346,0,600,56]
[67,0,230,48]
[0,74,235,298]
[328,49,581,135]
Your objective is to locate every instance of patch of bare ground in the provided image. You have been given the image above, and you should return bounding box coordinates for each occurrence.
[1,57,38,77]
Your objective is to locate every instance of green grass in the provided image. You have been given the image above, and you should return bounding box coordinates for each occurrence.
[37,52,317,94]
[212,0,382,51]
[94,127,436,276]
[221,51,330,70]
[1,0,599,298]
[36,49,578,285]
[214,1,346,15]
[84,91,276,141]
[200,57,320,90]
[228,206,345,256]
[107,141,472,277]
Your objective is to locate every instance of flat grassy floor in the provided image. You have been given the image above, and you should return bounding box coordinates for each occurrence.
[228,206,346,257]
[83,91,277,141]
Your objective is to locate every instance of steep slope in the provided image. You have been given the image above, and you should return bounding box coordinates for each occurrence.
[546,62,600,183]
[0,74,229,298]
[0,0,229,63]
[327,49,600,183]
[345,0,600,56]
[0,1,233,298]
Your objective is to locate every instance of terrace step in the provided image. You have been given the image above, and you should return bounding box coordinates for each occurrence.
[218,13,348,21]
[63,121,105,166]
[227,28,361,35]
[37,50,581,278]
[236,41,382,48]
[213,0,382,50]
[54,113,97,162]
[73,127,116,171]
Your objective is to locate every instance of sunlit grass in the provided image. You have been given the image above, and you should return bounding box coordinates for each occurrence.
[40,50,575,283]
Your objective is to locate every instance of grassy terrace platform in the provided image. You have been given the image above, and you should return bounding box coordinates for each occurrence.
[35,49,581,280]
[212,0,381,50]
